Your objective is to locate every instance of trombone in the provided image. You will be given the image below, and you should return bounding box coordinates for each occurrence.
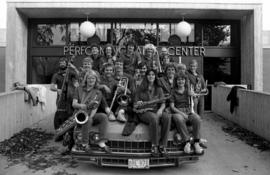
[117,78,130,107]
[109,77,129,111]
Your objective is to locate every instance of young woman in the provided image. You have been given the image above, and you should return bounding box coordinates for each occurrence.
[170,73,204,154]
[72,70,111,153]
[134,69,171,157]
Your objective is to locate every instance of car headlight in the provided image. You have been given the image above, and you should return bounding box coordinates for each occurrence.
[89,132,100,144]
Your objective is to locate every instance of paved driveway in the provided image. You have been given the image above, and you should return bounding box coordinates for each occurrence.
[0,112,270,175]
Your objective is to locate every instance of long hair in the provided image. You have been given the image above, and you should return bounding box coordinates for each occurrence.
[139,69,161,94]
[104,44,115,57]
[125,40,137,53]
[82,70,99,89]
[164,63,177,75]
[173,73,189,90]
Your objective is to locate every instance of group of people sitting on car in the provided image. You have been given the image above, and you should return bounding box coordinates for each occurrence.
[50,41,207,156]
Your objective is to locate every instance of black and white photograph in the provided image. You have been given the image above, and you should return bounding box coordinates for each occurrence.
[0,0,270,174]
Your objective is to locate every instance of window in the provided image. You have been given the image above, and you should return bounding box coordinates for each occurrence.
[34,24,67,46]
[112,23,158,46]
[159,23,170,44]
[68,22,111,45]
[202,25,231,46]
[31,57,61,84]
[203,57,240,84]
[171,23,195,43]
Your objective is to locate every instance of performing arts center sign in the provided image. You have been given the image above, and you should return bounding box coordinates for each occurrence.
[63,46,206,57]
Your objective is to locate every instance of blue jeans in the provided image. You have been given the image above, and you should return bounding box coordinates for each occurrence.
[193,96,205,116]
[81,113,108,144]
[172,112,202,141]
[138,111,171,146]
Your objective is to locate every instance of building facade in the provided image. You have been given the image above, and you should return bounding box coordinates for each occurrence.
[5,0,263,92]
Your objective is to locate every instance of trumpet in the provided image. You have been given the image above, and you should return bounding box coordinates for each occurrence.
[189,80,208,114]
[191,80,209,97]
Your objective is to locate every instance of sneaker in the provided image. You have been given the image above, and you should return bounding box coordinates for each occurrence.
[81,143,92,153]
[108,114,116,121]
[100,145,112,154]
[151,145,159,157]
[159,146,168,157]
[117,110,127,122]
[61,149,70,156]
[194,142,204,155]
[184,142,191,154]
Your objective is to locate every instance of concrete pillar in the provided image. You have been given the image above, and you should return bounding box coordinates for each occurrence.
[5,3,28,91]
[241,6,263,91]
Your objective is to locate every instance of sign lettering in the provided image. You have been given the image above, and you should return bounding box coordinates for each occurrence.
[63,46,205,57]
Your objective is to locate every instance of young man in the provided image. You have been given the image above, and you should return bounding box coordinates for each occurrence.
[79,57,100,84]
[117,41,141,75]
[89,44,105,73]
[50,57,78,129]
[159,47,172,72]
[113,61,135,122]
[187,59,207,116]
[99,63,119,121]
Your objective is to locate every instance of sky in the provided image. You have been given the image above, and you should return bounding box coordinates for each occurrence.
[0,0,270,30]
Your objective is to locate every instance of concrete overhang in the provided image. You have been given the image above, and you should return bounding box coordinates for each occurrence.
[16,8,252,20]
[8,0,261,20]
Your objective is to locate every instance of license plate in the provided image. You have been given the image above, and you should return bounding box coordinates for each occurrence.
[128,159,149,169]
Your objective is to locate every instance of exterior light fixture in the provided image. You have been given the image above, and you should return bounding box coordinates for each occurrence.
[80,16,96,38]
[175,18,191,39]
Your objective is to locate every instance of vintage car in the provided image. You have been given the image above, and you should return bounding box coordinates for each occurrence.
[67,112,204,169]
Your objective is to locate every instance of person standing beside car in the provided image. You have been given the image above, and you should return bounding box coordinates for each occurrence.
[51,57,78,129]
[187,59,207,116]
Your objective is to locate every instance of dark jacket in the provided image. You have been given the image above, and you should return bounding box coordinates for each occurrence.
[226,86,246,114]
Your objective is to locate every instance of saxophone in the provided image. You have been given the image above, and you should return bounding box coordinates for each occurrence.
[133,95,171,114]
[54,94,99,141]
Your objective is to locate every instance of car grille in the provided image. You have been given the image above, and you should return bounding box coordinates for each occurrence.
[91,140,181,153]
